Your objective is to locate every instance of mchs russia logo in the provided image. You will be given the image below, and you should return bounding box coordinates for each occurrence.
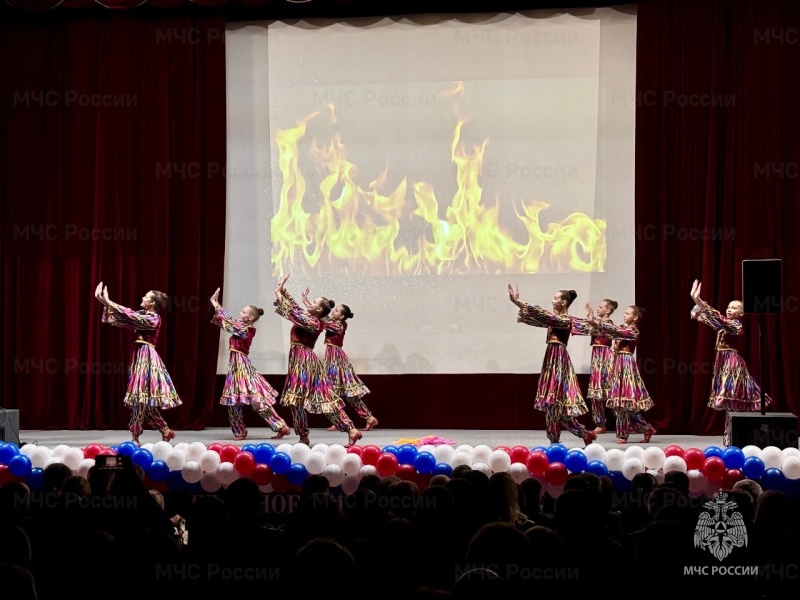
[694,491,748,562]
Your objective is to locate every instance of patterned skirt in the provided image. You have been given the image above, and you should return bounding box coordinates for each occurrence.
[281,345,343,414]
[123,344,182,409]
[587,345,614,400]
[220,351,278,409]
[708,349,772,411]
[606,353,654,412]
[533,343,588,417]
[325,345,370,400]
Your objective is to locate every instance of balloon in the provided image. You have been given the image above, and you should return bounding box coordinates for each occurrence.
[433,445,455,465]
[702,457,726,481]
[585,460,609,477]
[381,445,399,456]
[760,468,786,492]
[721,447,746,470]
[564,450,588,473]
[63,448,84,471]
[760,446,783,470]
[583,443,607,462]
[342,475,360,495]
[251,464,273,486]
[346,444,363,456]
[397,445,419,465]
[742,456,766,480]
[471,445,492,465]
[621,458,644,481]
[200,451,221,473]
[254,443,276,464]
[605,449,625,472]
[509,463,531,484]
[26,467,44,491]
[269,452,291,475]
[546,484,565,499]
[451,452,472,468]
[376,452,399,476]
[664,445,685,458]
[132,449,154,470]
[683,448,706,471]
[623,446,644,461]
[151,441,173,461]
[608,470,630,492]
[289,443,311,465]
[487,450,511,473]
[662,456,688,474]
[432,463,454,478]
[165,450,186,471]
[78,458,95,480]
[51,444,70,458]
[207,443,223,454]
[30,447,52,469]
[359,465,378,478]
[276,443,292,455]
[782,457,800,480]
[493,445,511,454]
[166,470,188,491]
[181,461,203,484]
[287,463,309,486]
[186,442,207,463]
[148,460,169,482]
[305,452,327,476]
[220,445,239,464]
[642,447,666,470]
[217,462,239,486]
[397,464,418,480]
[0,465,13,485]
[271,474,292,494]
[703,446,723,459]
[741,445,761,458]
[97,448,116,456]
[322,464,344,487]
[241,444,257,455]
[200,472,221,493]
[341,454,362,477]
[545,444,568,464]
[353,444,377,466]
[545,462,568,486]
[233,451,256,476]
[470,463,491,477]
[83,444,104,459]
[414,452,436,474]
[455,444,474,456]
[647,468,665,484]
[8,454,32,477]
[526,451,549,477]
[722,469,745,489]
[312,443,330,455]
[782,447,800,459]
[116,442,138,457]
[509,445,529,464]
[419,444,437,455]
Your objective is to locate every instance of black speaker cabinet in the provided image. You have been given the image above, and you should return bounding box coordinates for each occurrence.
[742,259,782,314]
[0,408,20,447]
[727,411,799,449]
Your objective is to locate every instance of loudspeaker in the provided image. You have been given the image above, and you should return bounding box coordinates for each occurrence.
[0,408,20,447]
[727,412,798,449]
[742,259,782,314]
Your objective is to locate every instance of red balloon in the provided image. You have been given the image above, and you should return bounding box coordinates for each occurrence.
[220,444,239,463]
[207,443,223,454]
[493,446,511,454]
[346,445,363,456]
[510,446,529,464]
[526,451,549,477]
[97,448,117,456]
[271,474,291,494]
[545,462,568,486]
[251,464,273,486]
[396,464,416,481]
[722,469,745,489]
[83,444,104,459]
[684,448,705,471]
[416,473,431,491]
[233,451,256,475]
[702,456,726,481]
[664,445,685,458]
[361,445,382,466]
[0,465,15,485]
[376,452,399,476]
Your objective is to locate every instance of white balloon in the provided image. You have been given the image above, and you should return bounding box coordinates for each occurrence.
[199,451,221,473]
[258,483,274,494]
[20,444,36,457]
[63,448,84,471]
[181,461,202,484]
[276,443,293,455]
[186,442,207,463]
[151,441,173,461]
[419,444,437,455]
[547,484,565,499]
[359,465,378,478]
[760,446,783,470]
[173,442,190,453]
[323,464,345,487]
[290,443,312,465]
[200,472,221,493]
[471,462,491,476]
[642,447,667,470]
[451,452,472,468]
[471,445,492,465]
[583,443,607,462]
[342,475,360,495]
[782,456,800,480]
[455,444,474,456]
[605,449,625,471]
[305,452,326,475]
[141,443,155,453]
[341,454,362,477]
[488,450,511,473]
[325,444,347,466]
[509,463,531,484]
[687,470,706,497]
[781,447,800,459]
[216,462,238,485]
[166,450,186,471]
[623,446,645,461]
[621,458,645,481]
[312,443,330,455]
[52,445,70,459]
[30,447,52,469]
[646,468,665,484]
[78,458,95,479]
[741,445,761,459]
[433,445,455,465]
[662,456,688,474]
[44,457,62,468]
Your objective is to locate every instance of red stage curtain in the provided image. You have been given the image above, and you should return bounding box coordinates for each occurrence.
[1,12,227,430]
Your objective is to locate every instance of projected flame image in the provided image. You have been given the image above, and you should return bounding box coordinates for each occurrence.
[271,85,607,276]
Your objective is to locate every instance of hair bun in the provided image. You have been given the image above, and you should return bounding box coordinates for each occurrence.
[569,290,577,300]
[328,299,335,308]
[257,308,264,316]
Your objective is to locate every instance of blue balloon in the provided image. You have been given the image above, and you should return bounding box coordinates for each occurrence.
[585,460,609,476]
[8,454,32,477]
[531,446,547,453]
[742,456,765,480]
[545,444,568,464]
[147,460,169,482]
[287,463,309,486]
[609,470,631,492]
[432,463,453,477]
[397,445,419,465]
[704,446,724,458]
[0,443,20,465]
[382,445,399,455]
[132,449,154,469]
[721,447,745,470]
[254,443,276,464]
[414,452,436,474]
[269,452,291,475]
[110,445,120,452]
[760,468,786,492]
[564,450,588,473]
[242,444,257,455]
[26,467,44,491]
[166,470,188,491]
[117,442,138,457]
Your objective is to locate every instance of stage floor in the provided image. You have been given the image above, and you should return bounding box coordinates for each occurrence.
[19,428,723,450]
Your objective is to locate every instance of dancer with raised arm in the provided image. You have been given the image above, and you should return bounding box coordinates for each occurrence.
[95,282,180,445]
[690,280,771,446]
[274,274,362,446]
[210,288,290,441]
[301,288,378,432]
[587,304,655,444]
[508,284,596,446]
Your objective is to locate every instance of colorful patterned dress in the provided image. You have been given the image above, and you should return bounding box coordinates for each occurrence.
[102,305,181,438]
[571,318,614,428]
[692,301,771,445]
[517,304,590,444]
[322,318,374,423]
[598,321,655,441]
[274,291,354,437]
[211,306,287,439]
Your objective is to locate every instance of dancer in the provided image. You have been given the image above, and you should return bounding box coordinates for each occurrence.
[94,282,180,445]
[587,304,656,444]
[690,280,771,446]
[508,285,596,446]
[210,288,290,441]
[274,274,362,446]
[570,300,618,434]
[301,289,378,432]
